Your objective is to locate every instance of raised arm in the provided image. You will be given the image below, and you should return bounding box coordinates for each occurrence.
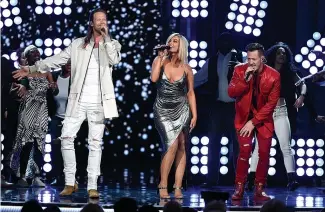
[29,44,72,73]
[103,37,122,65]
[228,66,250,98]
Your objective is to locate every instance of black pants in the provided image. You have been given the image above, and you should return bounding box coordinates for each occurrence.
[2,101,20,180]
[207,101,239,185]
[20,142,43,177]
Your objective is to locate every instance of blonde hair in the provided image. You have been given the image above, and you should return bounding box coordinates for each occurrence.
[165,33,188,65]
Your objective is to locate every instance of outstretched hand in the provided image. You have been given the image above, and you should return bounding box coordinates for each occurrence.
[13,67,29,80]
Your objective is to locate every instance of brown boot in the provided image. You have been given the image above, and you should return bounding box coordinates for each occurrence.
[59,183,78,196]
[254,183,271,201]
[231,182,245,200]
[88,189,99,198]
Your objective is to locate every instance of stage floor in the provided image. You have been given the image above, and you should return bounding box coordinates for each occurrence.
[1,185,325,211]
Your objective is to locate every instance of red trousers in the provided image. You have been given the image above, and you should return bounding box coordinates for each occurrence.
[235,132,272,185]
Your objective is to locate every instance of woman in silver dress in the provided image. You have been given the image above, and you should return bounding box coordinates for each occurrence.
[151,33,197,199]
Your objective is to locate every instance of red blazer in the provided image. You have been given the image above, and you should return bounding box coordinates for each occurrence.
[228,63,281,138]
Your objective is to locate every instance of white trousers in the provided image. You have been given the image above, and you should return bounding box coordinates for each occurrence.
[60,102,105,190]
[250,105,295,173]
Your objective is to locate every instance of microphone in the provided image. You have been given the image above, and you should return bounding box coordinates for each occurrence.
[101,28,106,33]
[245,67,255,82]
[153,44,171,51]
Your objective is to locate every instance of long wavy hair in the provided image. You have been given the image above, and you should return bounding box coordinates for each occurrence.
[83,8,108,48]
[165,33,188,65]
[265,42,297,73]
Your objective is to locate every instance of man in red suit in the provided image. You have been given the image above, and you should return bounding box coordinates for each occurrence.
[228,43,280,201]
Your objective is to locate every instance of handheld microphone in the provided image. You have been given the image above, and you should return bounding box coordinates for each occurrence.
[245,71,253,81]
[245,67,255,81]
[153,44,171,51]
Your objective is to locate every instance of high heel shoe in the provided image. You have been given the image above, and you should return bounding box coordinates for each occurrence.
[173,186,183,199]
[157,185,170,199]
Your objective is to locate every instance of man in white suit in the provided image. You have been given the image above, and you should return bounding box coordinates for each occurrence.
[13,8,122,198]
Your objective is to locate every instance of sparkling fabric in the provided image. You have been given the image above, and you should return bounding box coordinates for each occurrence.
[153,68,191,155]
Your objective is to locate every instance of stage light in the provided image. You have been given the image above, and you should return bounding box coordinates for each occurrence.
[270,148,276,156]
[239,5,247,13]
[307,39,316,48]
[230,3,238,11]
[191,9,199,17]
[45,134,51,143]
[271,138,277,146]
[172,0,180,8]
[191,156,199,164]
[253,28,261,37]
[225,21,234,30]
[316,149,324,157]
[297,158,305,167]
[306,148,315,157]
[257,10,266,18]
[234,23,243,32]
[313,32,321,40]
[226,0,267,36]
[200,0,208,8]
[199,41,207,49]
[220,147,229,155]
[306,158,315,167]
[54,7,62,15]
[43,163,52,172]
[260,1,268,9]
[64,0,72,5]
[220,156,228,165]
[255,19,263,27]
[295,32,325,74]
[316,139,324,147]
[44,154,51,162]
[316,59,324,67]
[201,136,209,145]
[297,138,305,147]
[269,157,276,166]
[200,166,208,174]
[220,137,229,145]
[172,9,180,17]
[191,136,200,145]
[243,26,252,34]
[35,6,43,14]
[191,165,199,174]
[320,38,325,46]
[228,12,236,20]
[316,158,324,167]
[297,148,305,157]
[199,60,206,68]
[248,7,256,16]
[268,167,276,176]
[306,168,314,176]
[45,144,52,152]
[201,146,208,155]
[54,0,63,5]
[220,166,228,175]
[200,10,208,17]
[297,168,305,176]
[316,168,324,176]
[63,7,71,15]
[191,146,199,155]
[201,156,208,165]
